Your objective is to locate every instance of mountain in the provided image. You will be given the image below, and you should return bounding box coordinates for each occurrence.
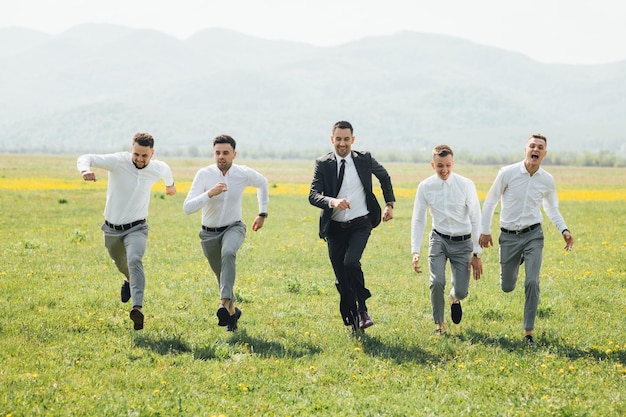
[1,24,625,157]
[0,27,52,59]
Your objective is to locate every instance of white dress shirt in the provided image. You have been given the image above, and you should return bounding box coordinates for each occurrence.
[183,164,268,227]
[331,153,368,222]
[481,161,568,234]
[77,152,174,225]
[411,172,482,255]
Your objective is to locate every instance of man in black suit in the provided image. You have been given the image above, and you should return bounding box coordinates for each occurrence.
[309,120,395,333]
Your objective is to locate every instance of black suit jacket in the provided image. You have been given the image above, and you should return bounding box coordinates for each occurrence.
[309,150,395,239]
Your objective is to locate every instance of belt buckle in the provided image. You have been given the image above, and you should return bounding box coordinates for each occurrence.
[515,229,521,235]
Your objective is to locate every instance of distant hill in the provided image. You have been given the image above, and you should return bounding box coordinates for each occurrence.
[1,24,625,158]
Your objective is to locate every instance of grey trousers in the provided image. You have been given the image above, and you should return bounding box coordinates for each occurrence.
[428,231,472,324]
[102,222,149,307]
[199,221,246,301]
[498,226,544,331]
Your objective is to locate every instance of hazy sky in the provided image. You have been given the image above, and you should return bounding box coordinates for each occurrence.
[2,0,625,65]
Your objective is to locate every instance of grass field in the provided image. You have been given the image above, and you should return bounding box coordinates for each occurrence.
[1,154,625,416]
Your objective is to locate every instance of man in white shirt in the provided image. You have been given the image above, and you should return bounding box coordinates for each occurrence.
[411,145,483,334]
[77,132,176,330]
[184,135,269,332]
[479,134,574,346]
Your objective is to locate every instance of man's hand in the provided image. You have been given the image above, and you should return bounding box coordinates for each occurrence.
[252,216,265,232]
[331,198,351,210]
[412,253,422,274]
[208,182,228,198]
[479,234,493,248]
[469,256,483,280]
[81,171,97,182]
[563,230,574,251]
[165,184,176,196]
[383,205,393,222]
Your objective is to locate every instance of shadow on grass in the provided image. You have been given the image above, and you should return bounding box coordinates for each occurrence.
[194,329,323,360]
[132,332,192,355]
[540,332,626,364]
[131,328,625,366]
[454,329,530,351]
[458,329,626,364]
[358,333,438,365]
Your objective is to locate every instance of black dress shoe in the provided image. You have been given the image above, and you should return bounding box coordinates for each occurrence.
[130,308,144,330]
[121,281,130,303]
[358,311,374,329]
[226,308,242,332]
[216,305,230,326]
[451,302,462,324]
[525,334,536,347]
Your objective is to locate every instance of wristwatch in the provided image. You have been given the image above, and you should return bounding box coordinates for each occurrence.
[473,253,481,258]
[258,212,268,218]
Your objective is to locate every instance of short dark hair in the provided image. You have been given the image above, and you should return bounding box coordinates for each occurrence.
[213,134,236,150]
[133,132,154,148]
[332,121,353,135]
[432,144,453,159]
[529,133,547,143]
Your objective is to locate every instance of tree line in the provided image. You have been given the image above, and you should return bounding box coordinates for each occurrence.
[3,148,625,167]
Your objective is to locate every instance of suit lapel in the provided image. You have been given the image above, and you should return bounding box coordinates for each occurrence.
[328,154,339,196]
[352,151,367,187]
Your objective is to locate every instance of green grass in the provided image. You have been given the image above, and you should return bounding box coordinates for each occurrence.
[1,155,625,416]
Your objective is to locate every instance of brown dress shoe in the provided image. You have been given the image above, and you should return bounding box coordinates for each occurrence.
[358,311,374,329]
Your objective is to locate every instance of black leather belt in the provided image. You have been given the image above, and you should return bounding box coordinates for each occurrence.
[433,229,471,241]
[500,223,541,235]
[105,219,145,231]
[334,215,369,228]
[202,225,229,233]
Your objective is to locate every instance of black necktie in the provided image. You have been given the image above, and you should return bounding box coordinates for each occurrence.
[337,159,346,192]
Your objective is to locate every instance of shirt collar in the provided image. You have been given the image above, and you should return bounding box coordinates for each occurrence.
[334,152,353,164]
[519,161,543,176]
[438,172,454,185]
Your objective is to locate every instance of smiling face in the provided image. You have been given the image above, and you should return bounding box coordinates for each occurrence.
[431,153,454,180]
[524,136,547,173]
[130,142,155,169]
[331,127,355,158]
[213,142,236,174]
